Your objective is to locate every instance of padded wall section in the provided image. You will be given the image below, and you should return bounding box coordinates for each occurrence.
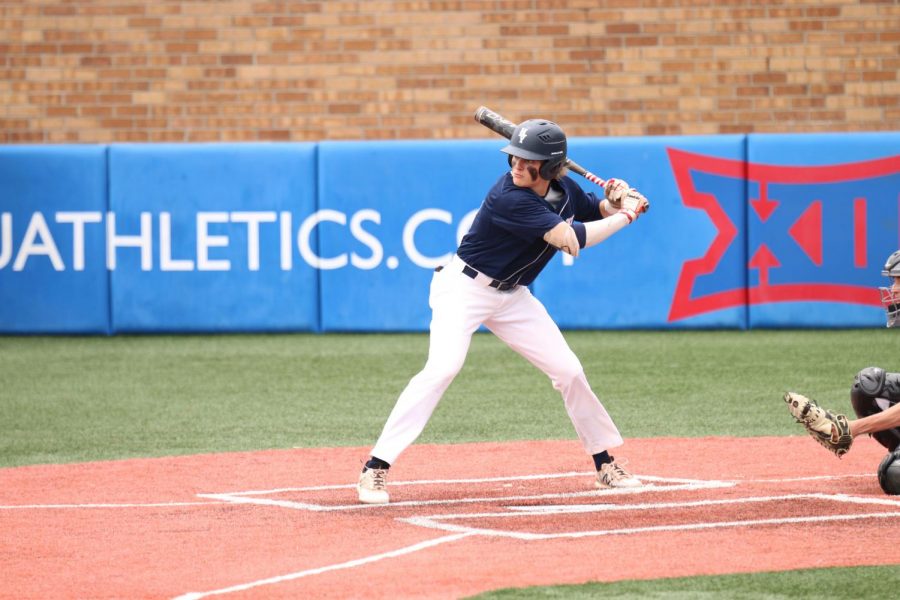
[0,146,110,333]
[317,139,503,331]
[746,133,900,328]
[2,134,897,333]
[108,144,318,332]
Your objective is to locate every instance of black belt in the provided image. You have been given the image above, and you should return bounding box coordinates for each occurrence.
[434,264,518,292]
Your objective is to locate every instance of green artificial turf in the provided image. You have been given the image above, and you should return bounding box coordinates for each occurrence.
[3,330,898,596]
[467,565,900,599]
[1,329,898,467]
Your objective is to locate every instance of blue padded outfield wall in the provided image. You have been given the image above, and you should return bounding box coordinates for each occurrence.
[1,133,898,333]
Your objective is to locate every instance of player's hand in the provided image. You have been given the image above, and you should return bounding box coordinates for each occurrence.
[604,178,629,208]
[620,188,649,223]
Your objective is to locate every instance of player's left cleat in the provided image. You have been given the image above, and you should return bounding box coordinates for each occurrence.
[596,459,642,489]
[357,467,390,504]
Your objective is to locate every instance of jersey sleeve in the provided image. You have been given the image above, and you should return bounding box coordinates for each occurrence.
[572,222,587,248]
[566,177,603,222]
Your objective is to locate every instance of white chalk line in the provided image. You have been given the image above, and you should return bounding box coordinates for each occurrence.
[402,510,900,541]
[399,492,900,541]
[172,487,900,598]
[3,470,891,600]
[199,480,734,512]
[216,470,617,495]
[1,472,869,512]
[202,471,871,497]
[0,474,721,512]
[198,473,734,512]
[501,492,900,513]
[167,474,727,599]
[171,531,474,600]
[0,501,225,510]
[736,474,874,483]
[500,493,831,514]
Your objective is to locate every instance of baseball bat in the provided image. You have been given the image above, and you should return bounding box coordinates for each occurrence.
[473,105,609,189]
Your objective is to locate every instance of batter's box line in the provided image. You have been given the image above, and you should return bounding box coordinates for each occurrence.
[197,472,735,512]
[399,492,900,540]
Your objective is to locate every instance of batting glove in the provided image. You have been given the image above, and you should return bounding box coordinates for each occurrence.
[619,189,649,223]
[604,178,630,208]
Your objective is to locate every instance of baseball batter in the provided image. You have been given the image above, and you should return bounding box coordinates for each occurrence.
[357,118,650,504]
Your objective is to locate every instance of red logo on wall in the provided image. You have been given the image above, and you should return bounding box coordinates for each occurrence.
[667,148,900,322]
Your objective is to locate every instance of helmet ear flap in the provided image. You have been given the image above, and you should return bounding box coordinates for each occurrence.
[539,158,564,180]
[507,153,557,181]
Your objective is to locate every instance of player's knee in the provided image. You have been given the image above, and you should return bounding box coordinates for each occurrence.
[422,357,464,385]
[551,355,584,385]
[548,360,584,391]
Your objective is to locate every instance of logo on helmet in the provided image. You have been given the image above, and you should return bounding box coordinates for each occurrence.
[517,128,528,144]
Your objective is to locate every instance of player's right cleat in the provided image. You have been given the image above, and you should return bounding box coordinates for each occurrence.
[596,460,642,489]
[357,468,390,504]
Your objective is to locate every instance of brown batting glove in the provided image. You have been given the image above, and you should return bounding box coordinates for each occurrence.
[604,178,630,208]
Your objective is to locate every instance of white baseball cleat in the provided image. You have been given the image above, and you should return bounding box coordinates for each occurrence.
[357,468,390,504]
[596,460,642,489]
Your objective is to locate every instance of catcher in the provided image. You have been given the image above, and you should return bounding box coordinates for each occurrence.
[784,249,900,494]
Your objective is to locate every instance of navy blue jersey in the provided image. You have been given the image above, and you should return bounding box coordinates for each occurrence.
[456,173,604,286]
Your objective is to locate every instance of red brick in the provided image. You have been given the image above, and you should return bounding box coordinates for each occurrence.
[0,1,895,142]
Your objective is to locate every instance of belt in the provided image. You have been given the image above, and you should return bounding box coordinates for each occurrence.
[435,257,518,292]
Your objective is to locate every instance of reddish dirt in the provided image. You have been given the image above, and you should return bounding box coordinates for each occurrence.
[1,436,898,599]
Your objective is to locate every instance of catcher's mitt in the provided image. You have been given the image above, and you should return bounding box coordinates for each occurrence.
[784,392,854,457]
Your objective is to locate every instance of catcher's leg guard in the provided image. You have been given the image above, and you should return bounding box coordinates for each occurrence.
[877,448,900,495]
[851,367,900,451]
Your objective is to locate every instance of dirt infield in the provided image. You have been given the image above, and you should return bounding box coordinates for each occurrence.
[1,436,898,599]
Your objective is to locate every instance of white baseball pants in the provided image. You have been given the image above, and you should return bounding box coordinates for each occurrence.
[370,255,624,465]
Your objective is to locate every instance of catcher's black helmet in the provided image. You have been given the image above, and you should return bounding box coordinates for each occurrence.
[877,447,900,495]
[501,119,567,180]
[879,249,900,328]
[882,250,900,278]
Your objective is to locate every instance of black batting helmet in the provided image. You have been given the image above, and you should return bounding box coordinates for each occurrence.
[877,447,900,495]
[879,249,900,328]
[501,119,567,180]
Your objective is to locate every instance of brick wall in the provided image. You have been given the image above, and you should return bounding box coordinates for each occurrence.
[1,0,898,143]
